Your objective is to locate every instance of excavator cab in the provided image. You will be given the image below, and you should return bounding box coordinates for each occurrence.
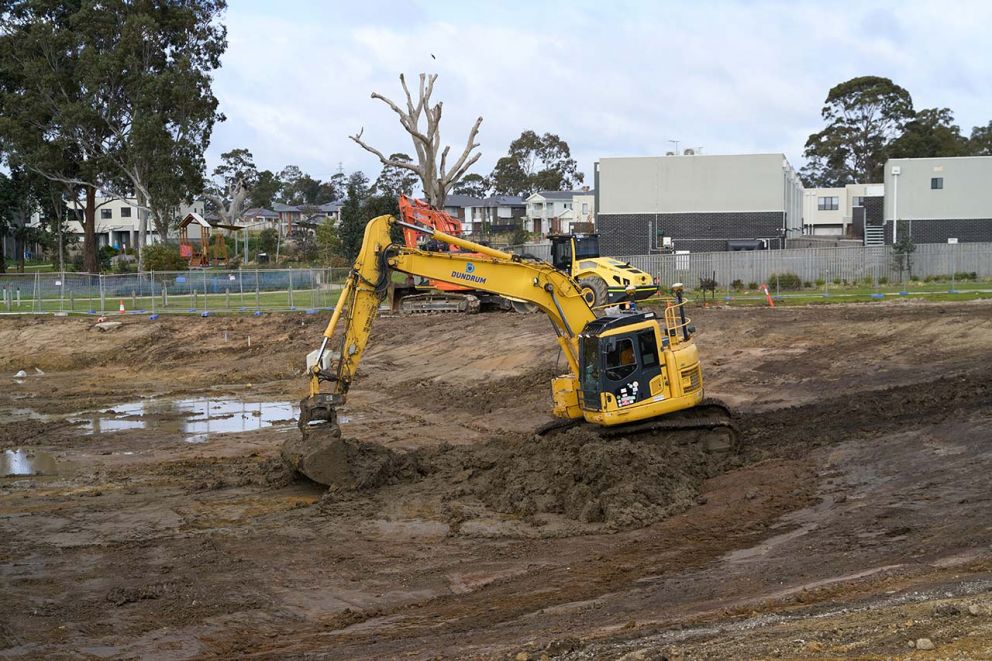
[572,301,704,427]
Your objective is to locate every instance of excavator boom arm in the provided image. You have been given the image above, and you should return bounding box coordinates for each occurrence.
[307,214,595,405]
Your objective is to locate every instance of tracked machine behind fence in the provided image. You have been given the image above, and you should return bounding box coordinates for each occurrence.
[390,195,525,313]
[282,213,735,485]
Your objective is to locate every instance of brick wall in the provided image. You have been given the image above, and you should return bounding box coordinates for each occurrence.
[597,211,785,254]
[905,219,992,244]
[864,196,884,224]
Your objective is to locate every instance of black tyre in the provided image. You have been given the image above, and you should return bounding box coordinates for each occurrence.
[577,276,608,309]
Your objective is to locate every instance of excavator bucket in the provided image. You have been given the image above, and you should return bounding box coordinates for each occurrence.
[280,395,351,487]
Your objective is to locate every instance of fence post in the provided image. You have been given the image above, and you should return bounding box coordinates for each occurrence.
[34,272,40,313]
[255,269,260,311]
[163,284,168,308]
[239,266,244,306]
[225,287,230,309]
[99,274,105,314]
[203,270,208,312]
[288,267,294,309]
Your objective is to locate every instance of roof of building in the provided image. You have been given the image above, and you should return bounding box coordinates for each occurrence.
[529,190,595,201]
[243,207,278,218]
[482,195,525,207]
[271,202,301,212]
[317,202,342,212]
[442,194,484,208]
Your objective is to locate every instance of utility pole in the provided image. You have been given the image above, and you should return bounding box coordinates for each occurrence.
[668,139,680,155]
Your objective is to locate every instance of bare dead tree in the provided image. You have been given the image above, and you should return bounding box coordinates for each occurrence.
[350,73,482,209]
[203,175,250,227]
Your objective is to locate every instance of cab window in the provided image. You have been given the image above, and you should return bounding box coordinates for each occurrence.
[574,236,600,259]
[579,336,600,387]
[605,338,637,381]
[637,330,659,368]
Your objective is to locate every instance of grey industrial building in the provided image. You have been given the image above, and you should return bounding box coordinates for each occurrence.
[594,153,804,254]
[884,156,992,244]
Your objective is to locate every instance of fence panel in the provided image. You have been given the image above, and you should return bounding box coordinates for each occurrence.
[619,243,992,290]
[0,267,353,315]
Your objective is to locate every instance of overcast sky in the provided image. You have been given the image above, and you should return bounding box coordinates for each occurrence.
[207,0,992,185]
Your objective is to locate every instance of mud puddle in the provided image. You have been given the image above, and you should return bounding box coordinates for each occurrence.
[1,448,57,476]
[72,397,298,443]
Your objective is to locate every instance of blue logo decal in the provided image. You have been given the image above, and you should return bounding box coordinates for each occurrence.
[465,262,476,273]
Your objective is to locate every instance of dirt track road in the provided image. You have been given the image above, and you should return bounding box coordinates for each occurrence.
[2,300,992,659]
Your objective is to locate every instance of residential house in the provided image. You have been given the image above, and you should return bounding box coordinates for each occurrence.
[595,153,803,253]
[442,194,484,225]
[802,184,884,239]
[66,196,157,250]
[242,208,280,231]
[524,190,595,236]
[474,195,526,235]
[272,203,304,236]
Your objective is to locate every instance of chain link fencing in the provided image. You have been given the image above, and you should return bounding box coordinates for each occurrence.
[0,268,350,315]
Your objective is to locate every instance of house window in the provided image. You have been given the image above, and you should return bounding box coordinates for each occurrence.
[100,208,112,219]
[817,196,839,211]
[581,203,589,214]
[120,207,132,218]
[931,177,943,190]
[852,196,864,207]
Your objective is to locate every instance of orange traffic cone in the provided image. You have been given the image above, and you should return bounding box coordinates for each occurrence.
[119,299,126,315]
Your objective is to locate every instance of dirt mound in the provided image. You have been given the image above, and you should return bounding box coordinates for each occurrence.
[293,426,728,531]
[461,428,721,528]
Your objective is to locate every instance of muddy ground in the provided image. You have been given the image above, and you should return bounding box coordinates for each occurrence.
[2,300,992,660]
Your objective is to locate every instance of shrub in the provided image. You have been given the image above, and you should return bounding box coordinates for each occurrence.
[747,281,758,290]
[142,244,187,271]
[770,272,802,290]
[910,275,920,282]
[731,279,744,290]
[842,279,849,286]
[803,280,812,288]
[878,276,888,285]
[954,271,977,281]
[258,228,279,255]
[832,278,841,285]
[815,278,826,287]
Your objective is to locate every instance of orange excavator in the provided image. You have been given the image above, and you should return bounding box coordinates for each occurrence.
[392,195,525,313]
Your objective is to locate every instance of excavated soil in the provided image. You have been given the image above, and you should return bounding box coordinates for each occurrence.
[3,300,992,659]
[298,426,726,533]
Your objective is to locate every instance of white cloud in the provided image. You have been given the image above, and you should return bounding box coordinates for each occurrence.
[206,0,992,184]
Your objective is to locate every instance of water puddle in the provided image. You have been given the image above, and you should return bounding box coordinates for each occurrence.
[1,449,57,477]
[72,397,297,443]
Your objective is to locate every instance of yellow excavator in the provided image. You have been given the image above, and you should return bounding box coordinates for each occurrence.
[283,213,734,485]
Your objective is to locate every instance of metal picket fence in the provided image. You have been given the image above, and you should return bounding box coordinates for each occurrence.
[619,242,992,290]
[0,268,351,315]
